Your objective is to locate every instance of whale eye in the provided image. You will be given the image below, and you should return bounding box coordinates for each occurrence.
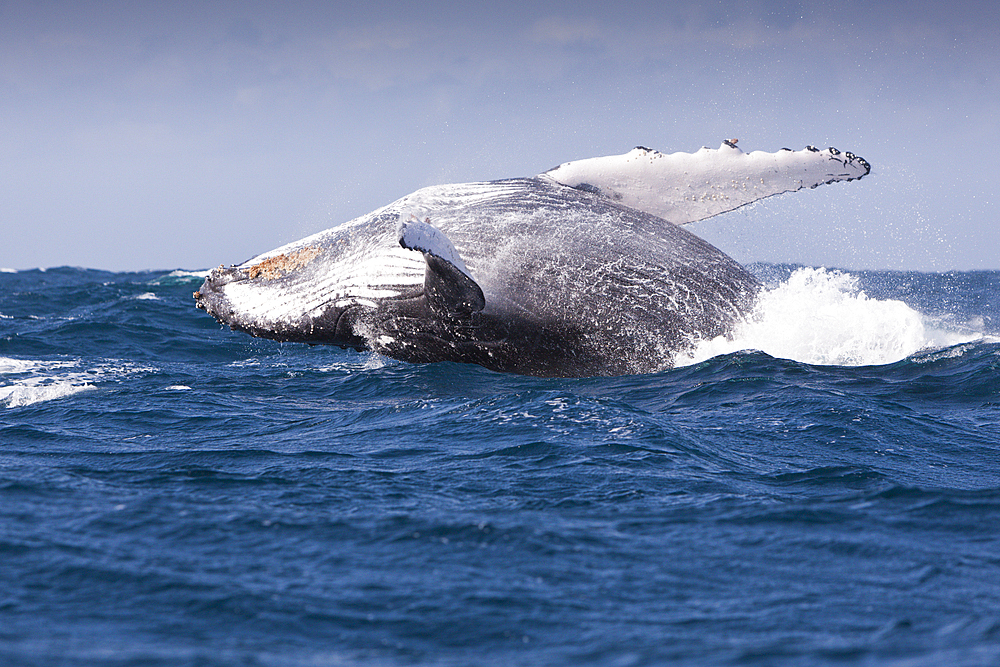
[572,182,602,195]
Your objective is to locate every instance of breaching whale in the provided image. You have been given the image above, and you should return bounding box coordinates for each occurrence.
[195,141,870,377]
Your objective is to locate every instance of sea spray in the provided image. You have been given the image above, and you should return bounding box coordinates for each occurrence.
[678,267,976,367]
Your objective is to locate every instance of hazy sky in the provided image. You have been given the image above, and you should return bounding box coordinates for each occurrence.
[2,0,996,271]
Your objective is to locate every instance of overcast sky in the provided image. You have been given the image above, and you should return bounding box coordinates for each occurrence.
[2,0,996,271]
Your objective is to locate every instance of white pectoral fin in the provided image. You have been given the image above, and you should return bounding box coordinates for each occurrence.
[541,141,871,225]
[398,215,485,318]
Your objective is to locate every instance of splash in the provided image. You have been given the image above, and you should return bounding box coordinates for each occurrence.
[677,268,977,367]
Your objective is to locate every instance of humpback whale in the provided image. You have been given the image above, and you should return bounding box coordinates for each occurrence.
[195,142,870,377]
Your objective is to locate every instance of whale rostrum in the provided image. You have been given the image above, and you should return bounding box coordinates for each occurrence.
[195,142,870,377]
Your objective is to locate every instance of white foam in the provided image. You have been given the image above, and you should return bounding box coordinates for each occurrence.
[1,356,93,408]
[1,357,37,374]
[1,356,156,408]
[910,343,979,364]
[362,352,392,370]
[147,270,212,287]
[0,383,96,408]
[1,357,78,374]
[677,268,978,367]
[154,269,211,281]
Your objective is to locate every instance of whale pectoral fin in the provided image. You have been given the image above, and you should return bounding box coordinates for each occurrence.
[422,253,486,319]
[541,142,871,225]
[398,217,486,318]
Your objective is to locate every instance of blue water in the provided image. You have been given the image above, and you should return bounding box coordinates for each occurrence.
[2,266,999,666]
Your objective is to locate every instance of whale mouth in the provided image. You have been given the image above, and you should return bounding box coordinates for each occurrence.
[193,265,292,339]
[194,263,249,319]
[193,265,232,319]
[194,266,371,350]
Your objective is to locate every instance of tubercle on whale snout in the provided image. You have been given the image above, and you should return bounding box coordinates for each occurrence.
[192,265,241,316]
[194,252,312,313]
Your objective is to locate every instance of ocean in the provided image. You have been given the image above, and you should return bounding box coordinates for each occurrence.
[1,264,999,666]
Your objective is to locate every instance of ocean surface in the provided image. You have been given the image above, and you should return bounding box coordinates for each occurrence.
[2,264,999,666]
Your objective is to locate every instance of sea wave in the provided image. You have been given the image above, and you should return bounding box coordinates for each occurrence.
[2,266,999,667]
[150,269,211,285]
